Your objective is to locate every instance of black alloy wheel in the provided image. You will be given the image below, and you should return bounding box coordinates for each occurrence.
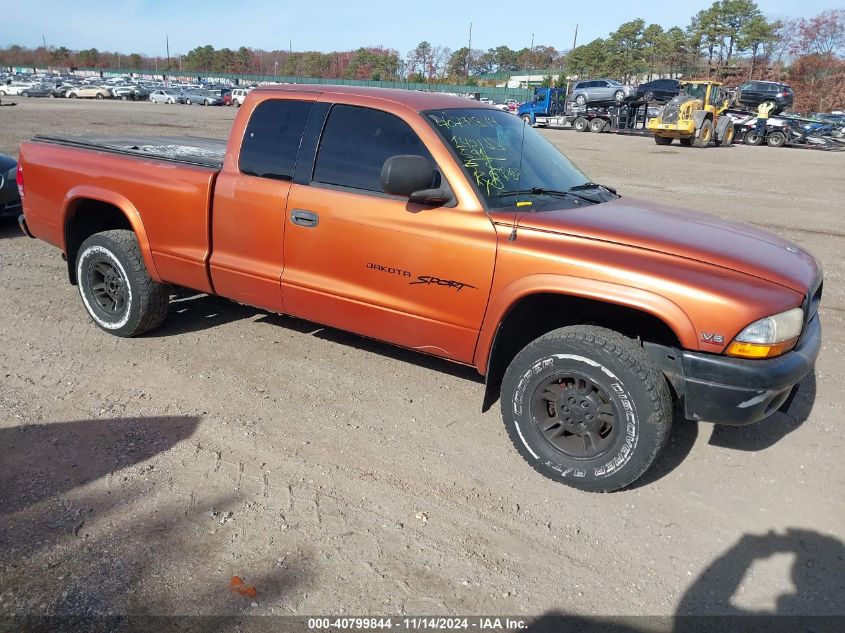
[532,372,616,458]
[85,256,128,319]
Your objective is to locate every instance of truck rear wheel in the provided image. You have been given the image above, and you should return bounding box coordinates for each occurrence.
[766,131,786,148]
[679,137,692,146]
[590,118,607,133]
[76,230,169,337]
[573,117,589,132]
[744,130,764,146]
[501,325,672,492]
[654,135,673,145]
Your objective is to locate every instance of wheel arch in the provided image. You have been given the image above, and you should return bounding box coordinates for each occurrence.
[62,188,159,285]
[692,110,713,130]
[475,277,696,412]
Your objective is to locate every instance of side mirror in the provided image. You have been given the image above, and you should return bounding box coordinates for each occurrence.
[380,155,434,198]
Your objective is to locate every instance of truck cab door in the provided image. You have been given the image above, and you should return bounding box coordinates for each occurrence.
[280,102,497,363]
[208,93,318,313]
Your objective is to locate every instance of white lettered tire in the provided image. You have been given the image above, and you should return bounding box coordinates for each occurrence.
[501,325,672,492]
[76,230,169,337]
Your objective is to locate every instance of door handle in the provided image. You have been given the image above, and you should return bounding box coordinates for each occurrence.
[290,209,319,228]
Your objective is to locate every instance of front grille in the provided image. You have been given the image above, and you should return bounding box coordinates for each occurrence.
[662,106,680,124]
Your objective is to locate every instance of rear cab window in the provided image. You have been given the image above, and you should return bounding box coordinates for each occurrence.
[239,99,313,181]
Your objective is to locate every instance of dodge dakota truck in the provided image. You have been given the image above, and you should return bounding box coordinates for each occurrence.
[16,85,822,492]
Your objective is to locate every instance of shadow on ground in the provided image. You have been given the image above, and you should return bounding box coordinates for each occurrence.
[152,290,483,383]
[0,415,310,624]
[526,528,845,632]
[0,217,23,239]
[0,416,200,514]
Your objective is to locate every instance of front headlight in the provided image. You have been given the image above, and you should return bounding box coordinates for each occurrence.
[725,307,804,359]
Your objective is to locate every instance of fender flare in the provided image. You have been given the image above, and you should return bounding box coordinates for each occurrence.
[715,115,731,140]
[62,186,161,282]
[692,111,712,131]
[473,273,698,376]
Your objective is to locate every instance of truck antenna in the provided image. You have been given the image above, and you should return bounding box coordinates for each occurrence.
[509,118,528,242]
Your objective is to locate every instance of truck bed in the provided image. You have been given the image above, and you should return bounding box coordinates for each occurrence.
[32,135,226,169]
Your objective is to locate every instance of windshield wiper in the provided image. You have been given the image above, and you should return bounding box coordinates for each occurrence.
[493,187,599,204]
[568,182,617,194]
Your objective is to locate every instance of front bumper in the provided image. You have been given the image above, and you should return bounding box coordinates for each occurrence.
[681,315,821,425]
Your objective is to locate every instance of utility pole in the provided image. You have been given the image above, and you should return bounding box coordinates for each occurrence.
[466,22,472,79]
[572,24,578,50]
[166,33,170,70]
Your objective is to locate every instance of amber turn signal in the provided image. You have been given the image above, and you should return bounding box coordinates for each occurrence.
[725,338,798,359]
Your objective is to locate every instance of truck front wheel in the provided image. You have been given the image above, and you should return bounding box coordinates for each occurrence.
[694,119,713,148]
[500,325,672,492]
[76,230,169,337]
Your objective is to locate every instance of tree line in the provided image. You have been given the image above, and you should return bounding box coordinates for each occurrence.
[2,4,843,111]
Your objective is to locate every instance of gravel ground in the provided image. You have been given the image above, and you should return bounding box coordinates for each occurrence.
[0,97,843,621]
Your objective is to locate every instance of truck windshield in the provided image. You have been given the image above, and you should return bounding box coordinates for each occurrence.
[425,108,594,210]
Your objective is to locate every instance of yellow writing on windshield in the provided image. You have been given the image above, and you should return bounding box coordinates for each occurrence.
[451,135,520,195]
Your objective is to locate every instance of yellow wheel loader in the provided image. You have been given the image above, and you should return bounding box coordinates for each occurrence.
[647,81,735,148]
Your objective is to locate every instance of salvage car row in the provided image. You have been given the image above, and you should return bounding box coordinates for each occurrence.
[1,73,252,106]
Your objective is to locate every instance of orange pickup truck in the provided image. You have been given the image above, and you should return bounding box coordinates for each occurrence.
[16,85,822,491]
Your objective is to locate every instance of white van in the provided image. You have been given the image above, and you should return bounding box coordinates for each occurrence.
[231,88,251,106]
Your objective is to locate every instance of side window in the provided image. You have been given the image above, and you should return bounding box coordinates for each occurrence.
[313,105,433,193]
[239,99,313,181]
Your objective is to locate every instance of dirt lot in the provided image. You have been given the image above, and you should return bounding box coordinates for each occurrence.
[1,98,843,622]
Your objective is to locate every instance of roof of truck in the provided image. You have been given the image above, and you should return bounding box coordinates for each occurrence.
[251,84,494,112]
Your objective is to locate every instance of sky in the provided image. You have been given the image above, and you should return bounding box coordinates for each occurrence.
[8,0,843,58]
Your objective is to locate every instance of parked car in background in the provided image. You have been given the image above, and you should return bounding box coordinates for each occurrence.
[181,89,223,106]
[112,85,150,101]
[0,153,22,220]
[636,78,680,103]
[67,85,113,99]
[207,89,232,106]
[0,83,36,96]
[12,84,53,98]
[230,88,251,106]
[734,81,794,113]
[50,84,74,98]
[569,78,635,106]
[149,89,180,104]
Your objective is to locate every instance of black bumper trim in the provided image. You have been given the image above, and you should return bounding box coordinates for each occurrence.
[18,214,34,238]
[680,315,821,425]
